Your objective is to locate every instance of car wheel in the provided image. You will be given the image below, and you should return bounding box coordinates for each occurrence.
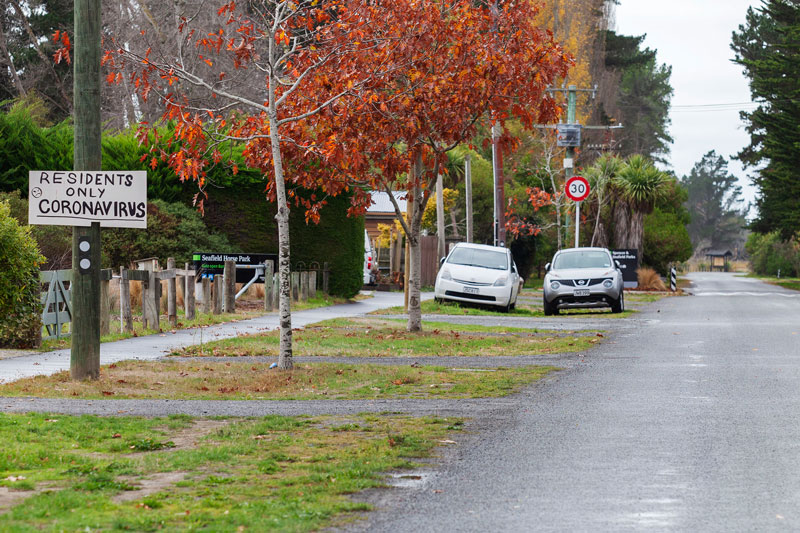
[543,296,557,316]
[611,290,624,313]
[434,297,442,305]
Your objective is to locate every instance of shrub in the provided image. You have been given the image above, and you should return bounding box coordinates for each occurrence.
[101,199,237,268]
[0,191,72,270]
[637,267,666,291]
[0,200,44,348]
[643,207,693,274]
[746,231,799,277]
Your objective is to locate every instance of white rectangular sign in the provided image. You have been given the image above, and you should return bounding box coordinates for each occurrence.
[28,170,147,228]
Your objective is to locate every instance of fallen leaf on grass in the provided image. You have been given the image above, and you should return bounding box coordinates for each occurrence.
[438,439,457,445]
[112,433,122,439]
[102,391,114,396]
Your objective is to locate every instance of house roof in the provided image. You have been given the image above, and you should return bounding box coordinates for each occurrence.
[367,191,407,214]
[705,249,733,257]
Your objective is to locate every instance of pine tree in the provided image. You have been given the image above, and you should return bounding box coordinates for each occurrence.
[732,0,800,239]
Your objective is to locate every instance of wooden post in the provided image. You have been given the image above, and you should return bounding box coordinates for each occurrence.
[99,272,110,336]
[184,262,196,321]
[224,260,236,313]
[264,260,274,311]
[323,262,330,294]
[142,267,160,331]
[299,272,308,302]
[70,0,102,380]
[201,277,211,314]
[119,266,134,334]
[309,270,317,299]
[273,273,279,309]
[291,272,300,301]
[167,257,177,326]
[212,275,223,314]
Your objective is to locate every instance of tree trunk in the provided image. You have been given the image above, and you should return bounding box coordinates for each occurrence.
[407,195,423,332]
[0,18,24,96]
[436,173,445,260]
[630,209,645,265]
[268,114,293,370]
[612,199,632,250]
[10,0,71,112]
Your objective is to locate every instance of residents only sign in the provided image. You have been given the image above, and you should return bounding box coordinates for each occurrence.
[28,170,147,228]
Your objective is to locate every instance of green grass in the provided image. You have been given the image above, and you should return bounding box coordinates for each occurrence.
[169,317,598,358]
[0,361,558,400]
[371,299,546,317]
[0,412,460,531]
[371,298,636,318]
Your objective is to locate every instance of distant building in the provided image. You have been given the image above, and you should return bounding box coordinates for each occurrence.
[705,249,733,272]
[365,191,407,241]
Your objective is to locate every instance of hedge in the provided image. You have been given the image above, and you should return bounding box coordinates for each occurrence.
[193,184,364,298]
[0,201,44,348]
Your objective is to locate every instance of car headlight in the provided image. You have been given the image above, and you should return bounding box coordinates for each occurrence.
[603,279,613,288]
[440,268,452,281]
[493,275,508,287]
[550,281,561,290]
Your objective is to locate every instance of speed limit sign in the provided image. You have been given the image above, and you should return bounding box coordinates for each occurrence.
[565,175,590,202]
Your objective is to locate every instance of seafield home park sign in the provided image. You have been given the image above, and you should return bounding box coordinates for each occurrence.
[28,170,147,228]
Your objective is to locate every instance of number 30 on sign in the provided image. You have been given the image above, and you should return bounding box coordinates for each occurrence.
[565,175,590,202]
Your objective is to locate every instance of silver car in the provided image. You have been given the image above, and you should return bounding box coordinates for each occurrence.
[543,247,624,315]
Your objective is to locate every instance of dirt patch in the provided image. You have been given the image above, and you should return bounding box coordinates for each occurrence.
[113,472,188,503]
[0,486,34,513]
[0,483,60,514]
[164,419,231,450]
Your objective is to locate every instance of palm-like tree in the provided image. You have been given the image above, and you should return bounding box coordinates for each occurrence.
[612,154,669,262]
[585,153,623,247]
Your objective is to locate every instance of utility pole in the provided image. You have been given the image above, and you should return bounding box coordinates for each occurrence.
[491,121,506,247]
[465,153,473,243]
[71,0,102,380]
[541,85,623,250]
[565,86,577,247]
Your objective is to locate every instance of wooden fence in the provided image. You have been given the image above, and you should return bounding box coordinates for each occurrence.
[39,259,328,340]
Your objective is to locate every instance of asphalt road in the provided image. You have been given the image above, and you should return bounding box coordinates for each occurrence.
[353,272,800,532]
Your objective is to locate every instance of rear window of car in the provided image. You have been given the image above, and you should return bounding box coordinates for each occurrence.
[553,251,611,269]
[447,247,508,270]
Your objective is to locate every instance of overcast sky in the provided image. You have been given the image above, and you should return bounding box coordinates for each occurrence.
[614,0,759,206]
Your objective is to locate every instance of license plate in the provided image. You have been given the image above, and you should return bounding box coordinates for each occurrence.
[463,286,479,295]
[573,289,590,297]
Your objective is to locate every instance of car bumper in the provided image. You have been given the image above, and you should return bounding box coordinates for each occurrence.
[435,279,513,307]
[544,287,620,310]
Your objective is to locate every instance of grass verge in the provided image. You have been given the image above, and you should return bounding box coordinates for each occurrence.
[0,412,459,531]
[170,317,599,358]
[371,298,637,318]
[0,361,557,400]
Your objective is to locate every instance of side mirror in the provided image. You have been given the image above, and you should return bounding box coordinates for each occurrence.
[545,262,551,272]
[615,260,621,268]
[439,257,446,267]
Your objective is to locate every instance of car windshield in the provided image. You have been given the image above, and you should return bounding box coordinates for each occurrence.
[553,250,611,269]
[447,247,508,270]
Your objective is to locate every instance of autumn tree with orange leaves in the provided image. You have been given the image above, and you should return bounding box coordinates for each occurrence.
[308,0,571,331]
[103,0,429,369]
[103,0,571,363]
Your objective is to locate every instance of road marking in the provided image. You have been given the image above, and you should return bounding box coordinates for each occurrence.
[693,291,800,298]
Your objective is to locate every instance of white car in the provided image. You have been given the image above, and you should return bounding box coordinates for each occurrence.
[434,242,520,312]
[363,230,376,285]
